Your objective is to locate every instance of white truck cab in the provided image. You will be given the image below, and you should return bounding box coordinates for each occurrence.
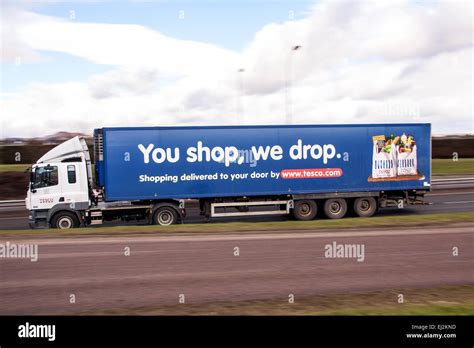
[26,135,184,229]
[26,137,93,228]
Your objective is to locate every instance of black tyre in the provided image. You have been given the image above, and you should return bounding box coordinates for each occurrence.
[323,198,347,219]
[51,211,80,229]
[353,197,377,217]
[292,200,318,221]
[153,206,178,226]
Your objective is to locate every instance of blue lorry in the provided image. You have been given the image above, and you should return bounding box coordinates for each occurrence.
[26,124,431,229]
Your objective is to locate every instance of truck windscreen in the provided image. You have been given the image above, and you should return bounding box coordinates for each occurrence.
[31,166,59,189]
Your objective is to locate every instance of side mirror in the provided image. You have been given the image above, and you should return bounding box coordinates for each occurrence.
[31,189,37,193]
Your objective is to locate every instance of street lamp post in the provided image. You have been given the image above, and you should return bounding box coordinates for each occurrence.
[285,45,301,124]
[237,68,245,124]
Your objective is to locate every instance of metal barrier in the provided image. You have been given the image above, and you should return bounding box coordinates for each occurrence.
[431,177,474,189]
[0,200,25,208]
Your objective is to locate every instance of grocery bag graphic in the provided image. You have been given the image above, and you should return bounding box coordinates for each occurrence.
[372,135,397,178]
[396,134,417,176]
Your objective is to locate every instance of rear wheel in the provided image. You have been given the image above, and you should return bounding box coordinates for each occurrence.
[292,200,317,221]
[51,211,80,229]
[353,197,377,217]
[153,206,178,226]
[323,198,347,219]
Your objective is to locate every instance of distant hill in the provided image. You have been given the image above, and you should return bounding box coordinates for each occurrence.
[0,132,473,164]
[1,131,91,146]
[34,131,91,143]
[0,132,93,164]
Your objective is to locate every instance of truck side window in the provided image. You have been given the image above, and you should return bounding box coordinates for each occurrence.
[67,165,77,184]
[31,166,58,189]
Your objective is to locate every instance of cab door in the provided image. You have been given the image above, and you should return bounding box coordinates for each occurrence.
[59,162,89,207]
[29,164,62,210]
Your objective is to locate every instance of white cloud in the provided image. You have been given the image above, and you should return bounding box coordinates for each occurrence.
[0,2,44,63]
[0,0,472,138]
[87,68,161,99]
[14,9,239,76]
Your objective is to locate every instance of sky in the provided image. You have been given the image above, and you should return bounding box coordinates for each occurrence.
[0,0,472,138]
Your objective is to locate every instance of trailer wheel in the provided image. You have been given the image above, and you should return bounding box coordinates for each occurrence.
[153,206,178,226]
[292,200,318,221]
[51,211,80,229]
[323,198,347,219]
[353,197,377,217]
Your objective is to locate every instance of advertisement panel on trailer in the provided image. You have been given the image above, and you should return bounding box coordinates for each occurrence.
[96,124,431,201]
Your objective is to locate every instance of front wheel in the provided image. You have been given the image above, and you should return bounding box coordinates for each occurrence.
[152,206,178,226]
[51,211,80,229]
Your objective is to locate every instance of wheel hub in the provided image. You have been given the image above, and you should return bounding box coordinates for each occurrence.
[158,211,172,225]
[330,202,341,214]
[58,217,72,229]
[300,203,311,216]
[360,200,370,211]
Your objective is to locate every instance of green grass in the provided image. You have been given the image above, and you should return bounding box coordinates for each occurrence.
[318,303,474,315]
[432,158,474,175]
[1,211,473,237]
[78,284,474,315]
[0,164,31,172]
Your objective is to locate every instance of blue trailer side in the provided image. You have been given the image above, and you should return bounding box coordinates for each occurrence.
[94,124,431,202]
[25,123,432,229]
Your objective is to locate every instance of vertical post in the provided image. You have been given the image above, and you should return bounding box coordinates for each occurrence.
[238,68,245,124]
[286,45,301,125]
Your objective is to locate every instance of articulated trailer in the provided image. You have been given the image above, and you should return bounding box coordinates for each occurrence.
[26,124,431,229]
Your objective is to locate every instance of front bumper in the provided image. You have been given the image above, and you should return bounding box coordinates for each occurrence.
[28,210,49,229]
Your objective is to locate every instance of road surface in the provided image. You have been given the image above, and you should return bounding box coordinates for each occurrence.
[0,190,473,230]
[0,224,472,314]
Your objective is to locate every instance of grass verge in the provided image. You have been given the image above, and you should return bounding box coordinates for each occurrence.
[0,164,31,172]
[1,211,473,237]
[78,284,474,315]
[432,158,474,175]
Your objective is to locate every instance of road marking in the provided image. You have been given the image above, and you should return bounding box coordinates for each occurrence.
[441,201,474,204]
[0,267,283,289]
[432,177,474,182]
[428,191,474,196]
[0,216,26,220]
[3,226,473,246]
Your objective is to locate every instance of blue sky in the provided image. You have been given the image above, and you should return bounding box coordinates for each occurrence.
[3,0,313,92]
[33,1,313,49]
[1,0,472,137]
